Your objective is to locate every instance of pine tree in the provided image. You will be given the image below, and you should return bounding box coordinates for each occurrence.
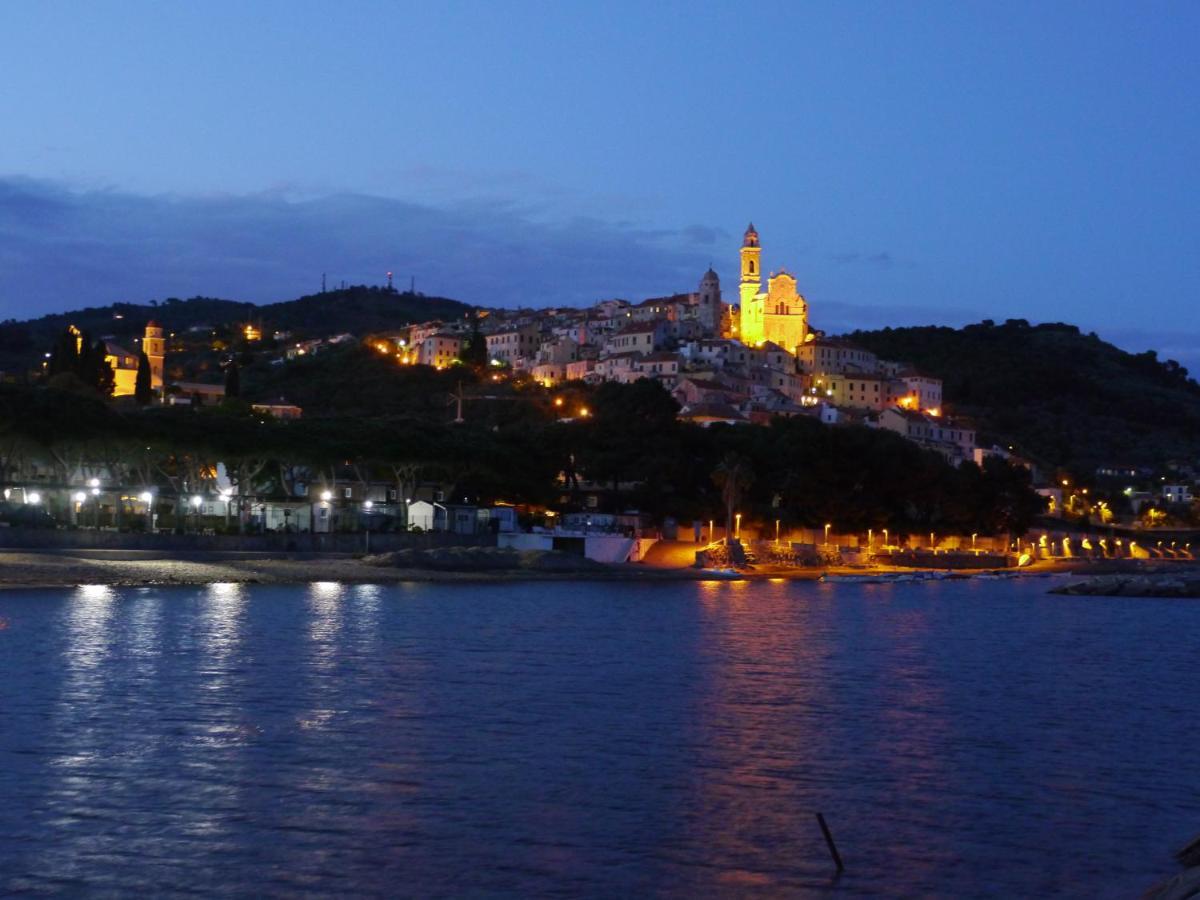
[47,328,80,378]
[81,338,115,397]
[459,323,489,370]
[135,350,153,405]
[224,362,241,399]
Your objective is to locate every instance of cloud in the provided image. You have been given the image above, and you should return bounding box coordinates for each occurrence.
[0,176,719,317]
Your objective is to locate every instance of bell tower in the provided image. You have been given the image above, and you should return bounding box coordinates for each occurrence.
[143,321,166,390]
[739,223,762,308]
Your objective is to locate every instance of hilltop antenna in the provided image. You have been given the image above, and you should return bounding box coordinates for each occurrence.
[410,275,415,294]
[321,272,326,293]
[387,271,394,291]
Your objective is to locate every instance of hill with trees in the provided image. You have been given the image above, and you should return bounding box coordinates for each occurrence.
[0,286,474,375]
[846,319,1200,475]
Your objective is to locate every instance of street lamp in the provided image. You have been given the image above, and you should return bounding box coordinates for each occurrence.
[320,490,333,502]
[27,492,40,504]
[219,488,233,528]
[734,512,742,540]
[140,491,155,532]
[824,523,831,546]
[362,500,375,552]
[89,484,101,528]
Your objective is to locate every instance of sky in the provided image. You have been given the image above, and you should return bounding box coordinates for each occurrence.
[1,2,1197,369]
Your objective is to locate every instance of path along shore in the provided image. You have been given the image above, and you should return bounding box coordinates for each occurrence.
[0,546,1191,590]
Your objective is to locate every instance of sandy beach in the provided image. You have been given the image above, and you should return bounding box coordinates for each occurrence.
[0,548,717,589]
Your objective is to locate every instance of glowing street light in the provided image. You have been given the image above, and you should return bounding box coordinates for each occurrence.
[73,491,87,503]
[824,523,831,545]
[190,495,203,508]
[88,478,100,489]
[363,500,374,510]
[735,512,742,539]
[320,490,333,502]
[26,492,41,504]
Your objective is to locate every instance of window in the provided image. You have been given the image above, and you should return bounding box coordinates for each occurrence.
[343,487,352,499]
[388,489,397,500]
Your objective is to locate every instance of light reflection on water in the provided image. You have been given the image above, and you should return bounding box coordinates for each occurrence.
[0,578,1198,897]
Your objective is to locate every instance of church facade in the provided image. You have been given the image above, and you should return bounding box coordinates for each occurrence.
[735,223,809,353]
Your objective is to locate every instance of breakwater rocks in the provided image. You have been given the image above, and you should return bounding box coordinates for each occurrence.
[1051,574,1200,598]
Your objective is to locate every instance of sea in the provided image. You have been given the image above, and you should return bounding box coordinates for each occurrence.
[1,577,1196,897]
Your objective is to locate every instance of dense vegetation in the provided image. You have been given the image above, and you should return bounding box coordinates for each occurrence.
[848,319,1200,475]
[0,376,1044,538]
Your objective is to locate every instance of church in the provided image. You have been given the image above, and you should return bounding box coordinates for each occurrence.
[734,223,810,353]
[69,321,166,397]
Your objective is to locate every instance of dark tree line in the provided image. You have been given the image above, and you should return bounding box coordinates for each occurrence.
[0,370,1046,538]
[46,327,115,397]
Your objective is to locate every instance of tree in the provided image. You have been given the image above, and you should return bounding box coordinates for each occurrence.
[47,328,80,378]
[224,362,241,399]
[711,452,754,543]
[458,322,489,370]
[75,338,114,397]
[135,350,154,405]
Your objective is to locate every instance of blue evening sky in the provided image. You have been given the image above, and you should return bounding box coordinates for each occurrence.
[1,2,1197,368]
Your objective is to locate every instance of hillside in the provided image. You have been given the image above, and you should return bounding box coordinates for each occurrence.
[0,286,474,373]
[847,319,1200,474]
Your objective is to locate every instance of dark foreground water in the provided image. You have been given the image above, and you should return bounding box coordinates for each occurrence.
[1,578,1197,897]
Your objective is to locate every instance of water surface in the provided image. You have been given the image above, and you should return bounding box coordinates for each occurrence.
[1,578,1196,897]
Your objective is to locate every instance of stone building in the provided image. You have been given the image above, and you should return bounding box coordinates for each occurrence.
[736,224,809,354]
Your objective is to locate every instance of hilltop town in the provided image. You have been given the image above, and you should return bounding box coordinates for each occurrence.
[62,225,975,466]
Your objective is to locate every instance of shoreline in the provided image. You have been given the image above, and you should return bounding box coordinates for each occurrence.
[2,548,1191,591]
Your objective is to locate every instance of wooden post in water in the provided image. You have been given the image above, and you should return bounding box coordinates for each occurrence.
[816,812,844,872]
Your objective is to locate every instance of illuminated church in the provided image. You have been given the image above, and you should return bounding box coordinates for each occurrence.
[736,223,809,353]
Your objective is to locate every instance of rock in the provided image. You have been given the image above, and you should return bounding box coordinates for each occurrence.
[1051,574,1200,598]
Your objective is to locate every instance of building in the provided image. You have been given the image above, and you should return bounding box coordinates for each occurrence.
[603,321,669,355]
[878,408,976,462]
[486,326,539,365]
[737,224,809,353]
[795,337,877,375]
[1163,484,1194,505]
[252,402,303,419]
[418,333,462,369]
[71,321,165,397]
[169,381,226,406]
[805,371,889,410]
